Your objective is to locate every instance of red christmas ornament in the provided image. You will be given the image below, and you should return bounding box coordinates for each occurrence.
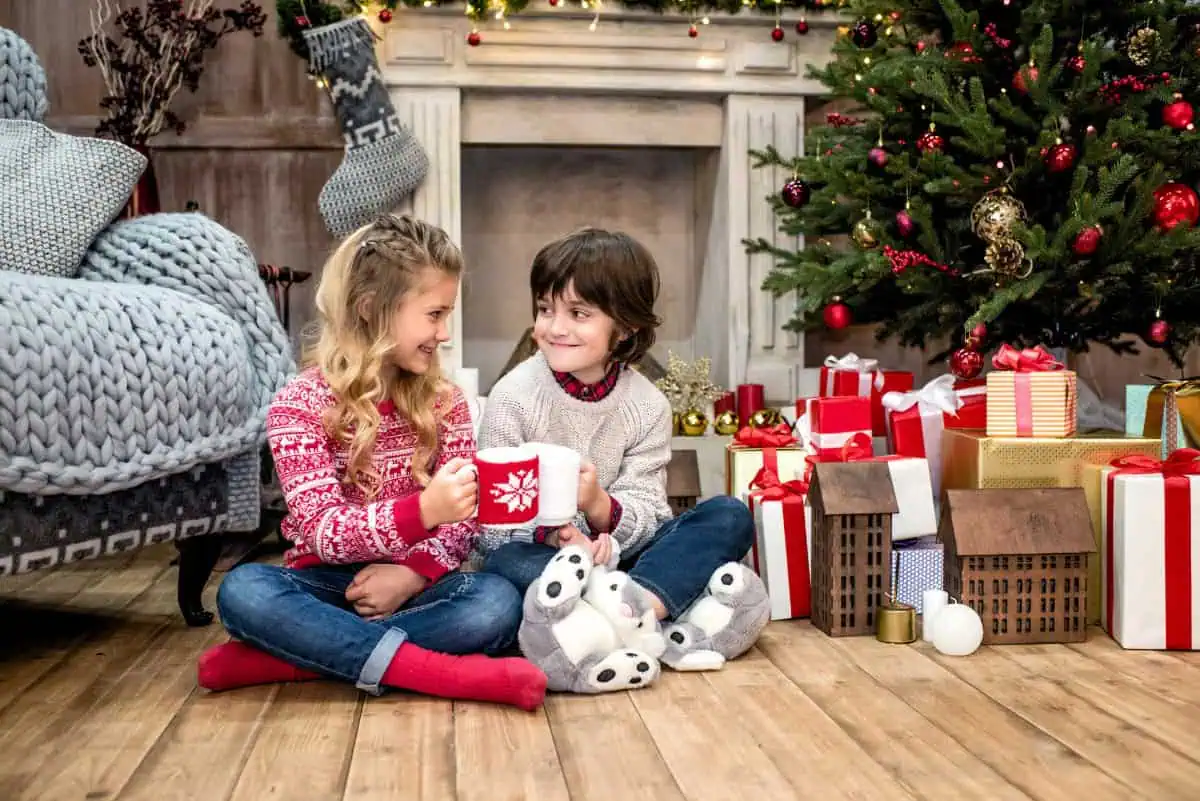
[950,347,984,379]
[296,14,310,26]
[946,41,982,64]
[1163,95,1195,130]
[823,301,852,330]
[868,147,888,168]
[895,209,915,237]
[467,31,482,46]
[1044,142,1077,173]
[1066,54,1085,73]
[914,40,927,54]
[550,0,560,4]
[1148,318,1172,345]
[969,322,988,341]
[781,178,810,208]
[771,26,784,42]
[1153,183,1200,230]
[688,24,698,38]
[1012,64,1038,93]
[1073,225,1102,255]
[795,20,809,35]
[916,130,944,154]
[378,8,393,23]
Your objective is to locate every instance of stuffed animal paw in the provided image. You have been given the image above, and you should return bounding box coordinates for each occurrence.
[661,561,770,672]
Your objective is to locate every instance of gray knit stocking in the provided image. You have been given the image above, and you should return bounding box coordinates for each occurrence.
[303,18,429,238]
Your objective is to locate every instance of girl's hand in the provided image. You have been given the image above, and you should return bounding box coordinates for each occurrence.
[345,564,428,620]
[419,457,478,529]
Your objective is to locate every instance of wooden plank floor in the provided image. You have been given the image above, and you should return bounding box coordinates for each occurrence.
[3,544,1200,801]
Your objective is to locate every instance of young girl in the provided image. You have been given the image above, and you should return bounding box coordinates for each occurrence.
[477,227,755,636]
[196,214,546,711]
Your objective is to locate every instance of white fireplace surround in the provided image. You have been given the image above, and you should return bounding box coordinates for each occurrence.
[381,3,837,401]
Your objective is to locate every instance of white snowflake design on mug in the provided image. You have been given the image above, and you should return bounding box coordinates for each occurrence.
[491,469,538,513]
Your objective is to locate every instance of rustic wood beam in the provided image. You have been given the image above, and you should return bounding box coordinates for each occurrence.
[43,115,344,150]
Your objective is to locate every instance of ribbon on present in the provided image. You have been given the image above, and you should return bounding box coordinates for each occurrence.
[1143,375,1200,456]
[732,423,797,448]
[822,352,878,397]
[882,374,961,493]
[882,374,962,416]
[1104,449,1200,649]
[747,466,811,619]
[990,344,1066,436]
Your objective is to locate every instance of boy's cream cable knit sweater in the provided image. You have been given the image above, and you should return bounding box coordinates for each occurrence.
[475,352,675,557]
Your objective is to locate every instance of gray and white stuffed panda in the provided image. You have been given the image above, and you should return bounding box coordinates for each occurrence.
[517,542,666,694]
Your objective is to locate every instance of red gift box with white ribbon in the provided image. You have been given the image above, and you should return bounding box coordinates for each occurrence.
[819,353,914,436]
[882,374,962,500]
[796,396,872,460]
[945,377,988,430]
[1097,450,1200,650]
[744,463,812,620]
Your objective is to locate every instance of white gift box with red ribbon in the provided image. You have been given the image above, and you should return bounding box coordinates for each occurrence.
[743,470,813,621]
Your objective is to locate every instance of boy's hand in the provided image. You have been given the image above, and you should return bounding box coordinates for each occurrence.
[578,461,612,529]
[419,457,478,529]
[556,525,613,567]
[345,564,428,620]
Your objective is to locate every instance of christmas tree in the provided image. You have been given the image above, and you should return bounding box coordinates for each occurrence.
[747,1,1200,370]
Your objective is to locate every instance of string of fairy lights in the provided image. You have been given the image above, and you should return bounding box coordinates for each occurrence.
[284,0,845,49]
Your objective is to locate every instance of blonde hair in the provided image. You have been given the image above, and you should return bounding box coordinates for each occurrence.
[303,213,464,497]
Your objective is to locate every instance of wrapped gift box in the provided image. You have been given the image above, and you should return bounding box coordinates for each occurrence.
[883,375,961,500]
[797,396,873,460]
[818,353,914,436]
[1126,383,1198,458]
[985,345,1077,438]
[941,428,1159,492]
[725,425,807,499]
[1083,452,1200,650]
[744,479,812,620]
[945,378,987,430]
[890,536,943,613]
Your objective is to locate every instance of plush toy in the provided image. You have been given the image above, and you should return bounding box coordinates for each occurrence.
[518,542,667,694]
[660,561,771,671]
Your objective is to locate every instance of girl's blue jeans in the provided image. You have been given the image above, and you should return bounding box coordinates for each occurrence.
[216,562,523,695]
[481,495,755,620]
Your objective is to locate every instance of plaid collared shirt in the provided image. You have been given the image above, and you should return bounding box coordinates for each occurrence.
[534,362,625,541]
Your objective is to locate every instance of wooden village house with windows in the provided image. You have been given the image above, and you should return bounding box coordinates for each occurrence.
[808,461,900,637]
[938,488,1096,645]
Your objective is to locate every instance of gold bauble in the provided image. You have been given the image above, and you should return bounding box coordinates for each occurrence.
[970,189,1027,243]
[1127,27,1158,67]
[672,412,683,435]
[984,236,1028,277]
[852,216,882,249]
[680,409,708,436]
[713,409,740,435]
[748,408,783,428]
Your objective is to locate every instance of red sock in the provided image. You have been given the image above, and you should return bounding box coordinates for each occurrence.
[197,641,322,691]
[382,643,547,711]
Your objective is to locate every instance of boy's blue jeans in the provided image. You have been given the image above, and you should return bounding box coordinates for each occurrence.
[481,495,755,620]
[216,563,523,695]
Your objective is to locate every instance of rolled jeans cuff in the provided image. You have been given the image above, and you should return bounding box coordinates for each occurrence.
[356,627,407,696]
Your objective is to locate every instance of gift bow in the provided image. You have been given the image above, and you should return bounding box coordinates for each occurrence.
[837,431,875,461]
[823,352,879,373]
[991,343,1064,372]
[733,423,797,448]
[1109,449,1200,476]
[881,373,962,416]
[748,465,811,499]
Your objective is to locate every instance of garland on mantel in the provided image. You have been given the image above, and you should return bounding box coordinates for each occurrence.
[278,0,843,59]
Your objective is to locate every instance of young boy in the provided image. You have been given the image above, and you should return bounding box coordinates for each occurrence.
[477,227,754,628]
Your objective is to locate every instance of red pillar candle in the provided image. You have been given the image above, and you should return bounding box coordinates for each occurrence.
[737,383,766,422]
[713,391,736,416]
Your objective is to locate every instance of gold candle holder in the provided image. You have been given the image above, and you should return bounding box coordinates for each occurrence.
[876,599,917,644]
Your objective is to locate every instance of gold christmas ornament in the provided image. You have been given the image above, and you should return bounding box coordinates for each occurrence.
[970,188,1027,243]
[680,409,708,436]
[983,236,1032,278]
[852,213,882,249]
[714,409,740,435]
[655,351,723,415]
[749,408,784,429]
[1127,27,1159,67]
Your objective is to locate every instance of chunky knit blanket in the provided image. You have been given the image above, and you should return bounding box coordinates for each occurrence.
[0,212,295,496]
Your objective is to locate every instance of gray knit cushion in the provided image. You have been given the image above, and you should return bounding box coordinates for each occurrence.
[0,26,48,122]
[0,119,145,278]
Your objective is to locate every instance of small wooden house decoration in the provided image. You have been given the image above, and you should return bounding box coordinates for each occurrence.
[666,450,701,517]
[939,488,1095,645]
[808,461,899,637]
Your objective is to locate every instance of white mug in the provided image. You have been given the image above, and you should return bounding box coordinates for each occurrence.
[525,442,581,527]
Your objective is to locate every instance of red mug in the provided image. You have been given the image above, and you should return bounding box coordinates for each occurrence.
[471,446,541,528]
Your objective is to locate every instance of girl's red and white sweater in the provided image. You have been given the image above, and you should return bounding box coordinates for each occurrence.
[266,367,479,579]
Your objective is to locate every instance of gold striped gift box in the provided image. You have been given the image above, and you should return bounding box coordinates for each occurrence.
[985,370,1078,437]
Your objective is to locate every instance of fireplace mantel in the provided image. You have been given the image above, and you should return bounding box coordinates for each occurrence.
[379,3,836,401]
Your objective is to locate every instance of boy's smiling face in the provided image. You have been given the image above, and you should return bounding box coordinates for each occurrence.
[533,280,619,384]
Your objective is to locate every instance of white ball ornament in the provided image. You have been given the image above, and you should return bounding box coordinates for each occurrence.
[931,602,983,657]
